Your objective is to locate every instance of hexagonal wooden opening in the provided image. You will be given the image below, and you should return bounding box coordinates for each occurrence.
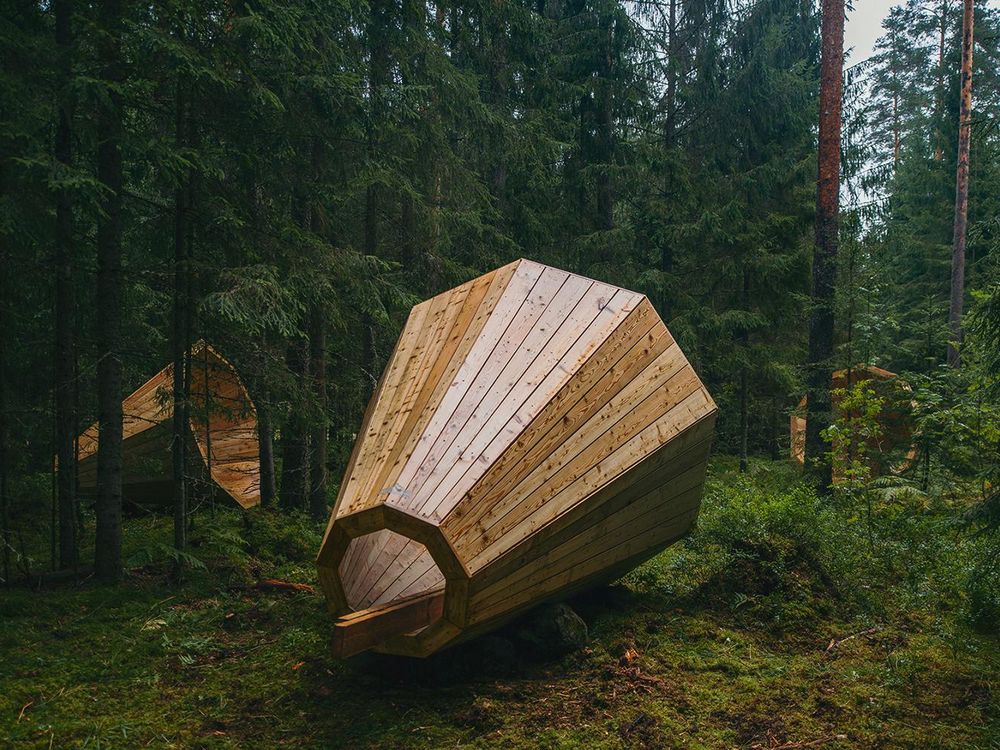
[339,529,445,612]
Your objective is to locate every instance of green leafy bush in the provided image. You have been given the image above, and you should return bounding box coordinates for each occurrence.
[965,538,1000,634]
[697,474,869,615]
[626,464,874,629]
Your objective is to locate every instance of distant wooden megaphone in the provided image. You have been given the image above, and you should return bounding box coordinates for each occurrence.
[317,259,717,658]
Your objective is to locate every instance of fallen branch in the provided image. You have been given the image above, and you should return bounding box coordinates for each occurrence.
[762,734,848,749]
[255,578,315,594]
[825,626,881,653]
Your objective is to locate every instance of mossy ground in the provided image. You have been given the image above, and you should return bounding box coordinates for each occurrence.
[2,459,998,749]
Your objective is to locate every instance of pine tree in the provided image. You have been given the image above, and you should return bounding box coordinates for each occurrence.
[947,0,974,366]
[53,0,77,569]
[804,0,845,489]
[94,0,126,582]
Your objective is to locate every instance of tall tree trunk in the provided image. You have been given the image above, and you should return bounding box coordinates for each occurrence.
[364,186,379,257]
[659,0,678,319]
[254,334,277,508]
[947,0,973,368]
[0,248,9,586]
[769,397,781,461]
[400,0,422,277]
[934,0,949,161]
[400,193,416,268]
[280,340,309,511]
[258,400,277,507]
[172,76,189,570]
[185,128,198,519]
[739,266,749,474]
[487,4,509,200]
[664,0,677,147]
[739,367,749,473]
[804,0,844,491]
[309,305,328,520]
[54,0,77,569]
[365,0,390,261]
[595,12,614,234]
[890,31,900,173]
[94,0,125,581]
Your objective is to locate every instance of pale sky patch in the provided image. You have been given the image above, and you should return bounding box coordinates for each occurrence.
[846,0,1000,67]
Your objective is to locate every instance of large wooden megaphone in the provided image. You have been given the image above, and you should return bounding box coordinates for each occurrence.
[317,259,717,657]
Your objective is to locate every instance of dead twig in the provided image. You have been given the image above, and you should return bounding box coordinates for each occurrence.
[825,626,881,652]
[255,578,315,594]
[758,734,848,749]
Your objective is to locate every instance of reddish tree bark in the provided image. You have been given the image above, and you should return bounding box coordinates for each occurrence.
[804,0,845,490]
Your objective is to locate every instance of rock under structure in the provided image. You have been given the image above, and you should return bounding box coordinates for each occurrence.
[76,341,261,509]
[317,259,717,658]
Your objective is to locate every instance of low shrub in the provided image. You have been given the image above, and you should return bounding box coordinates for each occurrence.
[626,462,875,628]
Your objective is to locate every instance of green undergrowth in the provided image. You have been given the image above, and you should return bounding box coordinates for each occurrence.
[2,459,999,748]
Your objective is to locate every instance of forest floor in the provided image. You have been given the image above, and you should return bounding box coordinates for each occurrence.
[2,459,999,749]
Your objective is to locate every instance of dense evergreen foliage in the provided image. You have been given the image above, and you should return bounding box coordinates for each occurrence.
[2,1,1000,745]
[0,0,998,618]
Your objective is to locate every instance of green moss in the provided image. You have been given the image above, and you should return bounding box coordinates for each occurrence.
[2,461,999,748]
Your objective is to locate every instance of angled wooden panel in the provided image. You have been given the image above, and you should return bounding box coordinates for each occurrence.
[75,342,261,509]
[334,263,518,584]
[418,286,642,525]
[317,260,717,658]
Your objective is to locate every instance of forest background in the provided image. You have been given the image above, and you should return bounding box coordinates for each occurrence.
[2,0,1000,746]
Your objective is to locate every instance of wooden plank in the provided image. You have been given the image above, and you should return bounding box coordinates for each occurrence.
[420,285,639,524]
[468,415,716,592]
[442,299,667,539]
[391,555,447,602]
[466,387,712,570]
[411,275,604,520]
[373,548,444,606]
[385,261,543,504]
[337,299,435,515]
[471,460,709,611]
[337,292,466,581]
[189,346,261,508]
[373,618,462,658]
[331,588,446,659]
[350,263,521,548]
[450,532,688,648]
[468,488,704,624]
[336,300,444,578]
[352,536,431,608]
[321,329,405,561]
[357,268,501,512]
[317,262,718,658]
[456,345,699,563]
[395,263,560,508]
[348,286,467,513]
[339,274,508,585]
[75,341,261,508]
[343,528,393,602]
